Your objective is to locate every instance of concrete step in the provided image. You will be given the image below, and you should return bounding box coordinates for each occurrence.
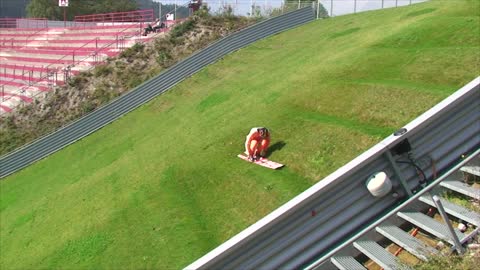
[376,225,438,261]
[440,180,480,200]
[353,241,408,270]
[419,195,480,226]
[397,212,465,245]
[460,166,480,177]
[331,256,367,270]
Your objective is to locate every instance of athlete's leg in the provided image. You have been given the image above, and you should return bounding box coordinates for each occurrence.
[249,140,259,156]
[259,139,270,157]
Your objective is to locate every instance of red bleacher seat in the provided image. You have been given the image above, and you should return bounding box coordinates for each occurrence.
[0,9,178,114]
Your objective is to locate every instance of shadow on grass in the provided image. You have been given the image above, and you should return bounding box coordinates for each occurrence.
[266,141,286,158]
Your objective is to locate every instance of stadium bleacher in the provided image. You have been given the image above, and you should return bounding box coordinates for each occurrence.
[0,9,173,114]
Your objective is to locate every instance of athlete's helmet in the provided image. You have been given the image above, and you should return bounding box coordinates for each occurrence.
[258,127,269,138]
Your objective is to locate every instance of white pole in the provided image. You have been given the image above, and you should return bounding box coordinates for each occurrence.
[330,0,333,16]
[251,0,253,16]
[298,0,301,9]
[316,0,320,19]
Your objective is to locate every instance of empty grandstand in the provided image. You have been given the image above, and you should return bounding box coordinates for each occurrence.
[0,9,169,114]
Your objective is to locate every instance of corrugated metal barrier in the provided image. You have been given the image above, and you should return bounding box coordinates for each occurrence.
[0,7,315,178]
[185,77,479,269]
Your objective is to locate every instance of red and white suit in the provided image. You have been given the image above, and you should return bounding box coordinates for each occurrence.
[245,127,270,158]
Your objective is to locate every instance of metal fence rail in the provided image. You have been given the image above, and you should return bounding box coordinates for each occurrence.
[0,7,315,178]
[185,77,479,269]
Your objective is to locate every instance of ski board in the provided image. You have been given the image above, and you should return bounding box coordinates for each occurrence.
[237,154,284,169]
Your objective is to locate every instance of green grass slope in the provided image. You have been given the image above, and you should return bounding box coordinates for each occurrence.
[1,1,479,269]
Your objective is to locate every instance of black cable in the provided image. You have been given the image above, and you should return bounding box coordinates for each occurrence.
[396,160,427,184]
[396,153,428,194]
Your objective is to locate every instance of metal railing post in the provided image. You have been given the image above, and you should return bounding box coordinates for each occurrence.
[432,195,465,254]
[432,195,465,255]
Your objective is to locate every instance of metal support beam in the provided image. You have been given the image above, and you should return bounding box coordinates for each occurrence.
[385,150,413,196]
[433,195,465,254]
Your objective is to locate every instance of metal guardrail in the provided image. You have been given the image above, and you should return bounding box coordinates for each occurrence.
[185,77,479,269]
[0,7,315,178]
[0,18,48,29]
[74,9,154,24]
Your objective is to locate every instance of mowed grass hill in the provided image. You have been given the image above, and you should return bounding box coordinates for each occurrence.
[1,1,479,269]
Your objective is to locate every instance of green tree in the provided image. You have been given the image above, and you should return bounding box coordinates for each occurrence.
[27,0,62,20]
[136,0,160,18]
[91,0,137,14]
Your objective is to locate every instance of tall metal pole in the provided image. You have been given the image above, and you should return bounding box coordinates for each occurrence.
[354,0,356,13]
[330,0,333,17]
[316,0,320,19]
[251,0,253,16]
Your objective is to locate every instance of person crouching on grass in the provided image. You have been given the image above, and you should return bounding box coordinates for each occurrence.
[245,127,270,162]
